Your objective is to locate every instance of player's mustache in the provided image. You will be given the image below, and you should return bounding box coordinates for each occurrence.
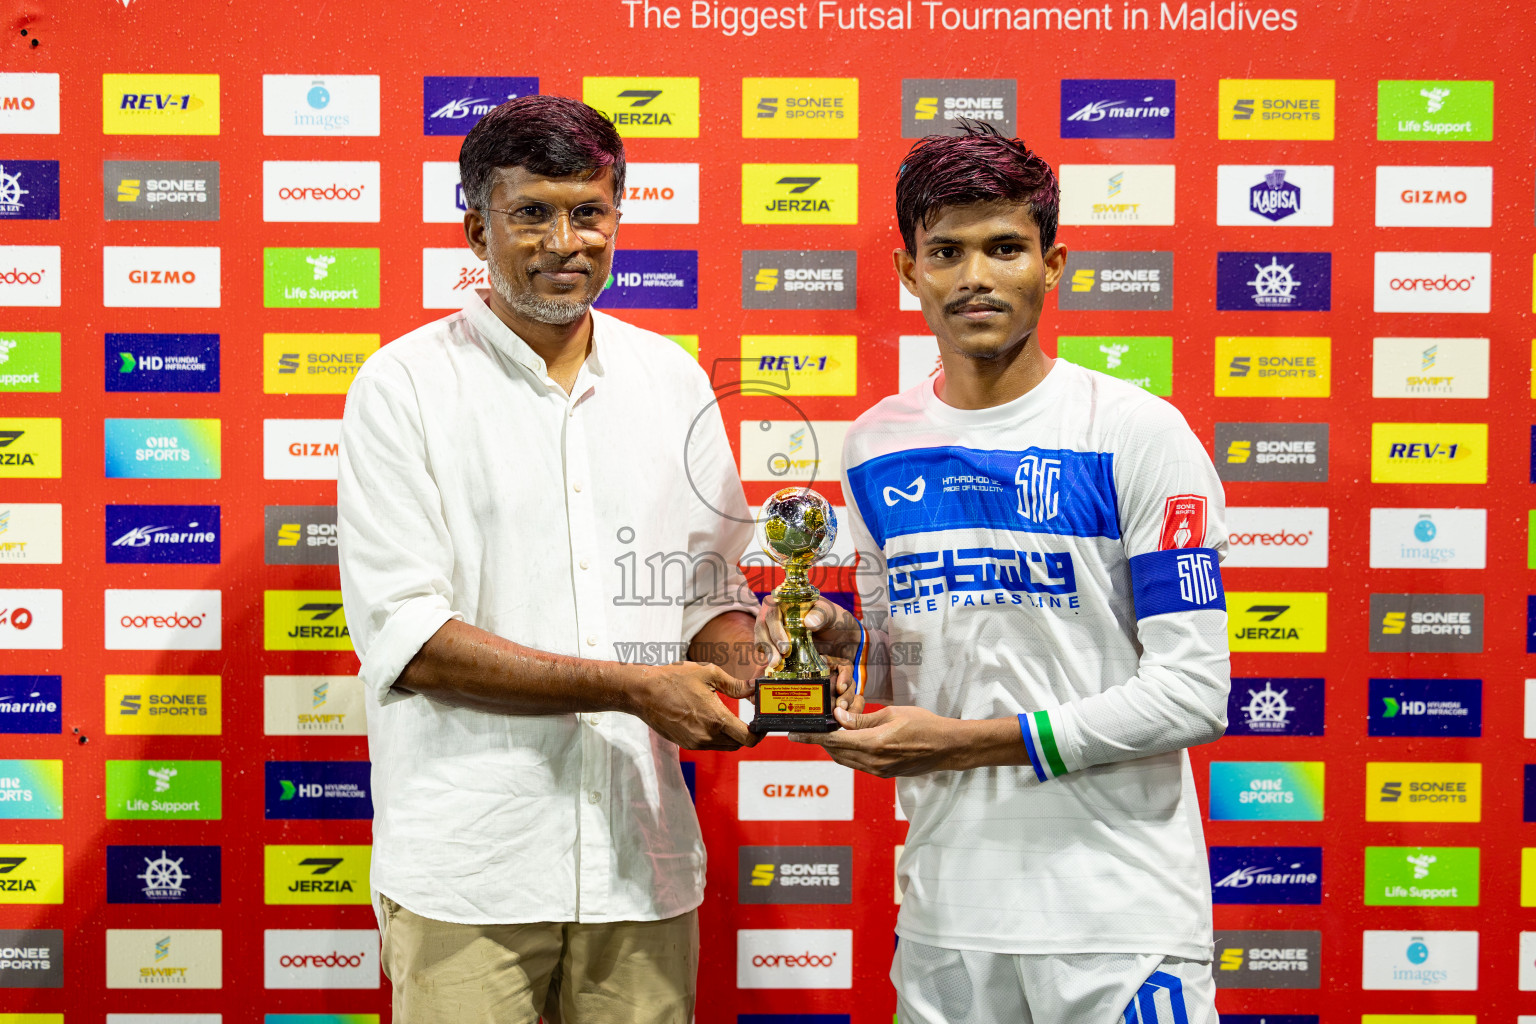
[945,295,1012,315]
[529,258,594,275]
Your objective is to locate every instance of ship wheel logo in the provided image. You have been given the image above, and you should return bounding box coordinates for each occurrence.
[1242,681,1296,732]
[0,165,29,210]
[137,849,190,898]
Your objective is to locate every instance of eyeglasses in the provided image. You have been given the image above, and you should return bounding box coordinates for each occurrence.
[484,201,622,246]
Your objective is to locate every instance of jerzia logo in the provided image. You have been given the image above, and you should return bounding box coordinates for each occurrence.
[582,77,699,137]
[264,845,371,904]
[742,164,857,225]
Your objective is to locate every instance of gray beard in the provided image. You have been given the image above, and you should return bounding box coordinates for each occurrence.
[488,259,592,326]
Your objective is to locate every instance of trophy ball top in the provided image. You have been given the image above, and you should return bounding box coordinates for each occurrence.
[759,487,838,567]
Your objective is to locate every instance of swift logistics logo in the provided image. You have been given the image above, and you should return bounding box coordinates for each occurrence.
[0,161,57,220]
[742,78,857,138]
[742,251,857,311]
[263,248,380,308]
[263,161,380,223]
[0,72,60,134]
[0,928,62,987]
[103,159,219,221]
[0,419,62,479]
[104,760,222,820]
[265,762,372,820]
[106,505,220,565]
[1370,423,1487,484]
[595,250,699,309]
[264,590,352,651]
[736,929,852,989]
[105,675,221,736]
[1374,252,1490,314]
[1369,507,1486,569]
[423,76,537,135]
[1375,166,1492,227]
[1364,846,1479,907]
[1373,337,1488,399]
[1213,930,1321,988]
[0,675,61,734]
[1059,164,1175,225]
[739,336,857,395]
[105,928,222,989]
[0,590,62,650]
[1226,593,1327,652]
[102,74,220,135]
[106,845,221,904]
[0,332,60,392]
[102,245,220,308]
[263,334,377,394]
[1225,506,1329,568]
[738,846,852,905]
[1057,252,1173,312]
[1368,762,1480,823]
[264,419,342,480]
[264,845,371,904]
[1378,80,1493,141]
[106,333,219,393]
[1059,79,1175,138]
[0,760,62,819]
[0,844,63,904]
[741,164,857,225]
[1210,846,1321,904]
[262,75,380,136]
[583,77,700,137]
[1361,931,1479,990]
[1055,336,1171,395]
[1216,165,1335,226]
[104,418,220,479]
[263,675,367,736]
[902,79,1015,136]
[1215,337,1331,397]
[0,245,61,306]
[738,420,851,483]
[103,588,221,651]
[1208,762,1325,821]
[264,506,339,565]
[738,761,854,821]
[0,503,62,564]
[1225,678,1324,737]
[1218,79,1334,140]
[1370,594,1483,654]
[1216,252,1331,311]
[1369,679,1481,737]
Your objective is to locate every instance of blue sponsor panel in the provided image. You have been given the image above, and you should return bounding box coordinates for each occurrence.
[1226,678,1324,737]
[0,160,59,220]
[1210,846,1322,905]
[105,333,220,393]
[1216,252,1331,311]
[680,760,696,803]
[1060,79,1176,139]
[846,446,1119,547]
[0,676,61,734]
[1129,548,1225,619]
[106,844,221,904]
[595,250,699,309]
[105,504,220,565]
[1368,678,1481,737]
[423,76,538,135]
[1221,1018,1317,1024]
[1528,595,1536,653]
[1526,765,1536,822]
[264,760,373,820]
[739,1018,850,1024]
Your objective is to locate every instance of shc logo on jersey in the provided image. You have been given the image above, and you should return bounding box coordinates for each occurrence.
[1130,548,1225,621]
[1014,454,1062,523]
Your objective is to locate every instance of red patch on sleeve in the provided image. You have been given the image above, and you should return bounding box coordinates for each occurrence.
[1158,494,1207,550]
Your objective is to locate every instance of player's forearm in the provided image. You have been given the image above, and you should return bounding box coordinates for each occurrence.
[948,717,1034,771]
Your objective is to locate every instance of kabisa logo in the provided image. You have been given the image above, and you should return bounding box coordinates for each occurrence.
[1216,164,1335,227]
[1226,593,1327,652]
[423,76,537,135]
[102,74,220,136]
[742,78,857,139]
[1378,80,1493,142]
[0,844,63,904]
[742,164,858,225]
[264,675,366,736]
[1225,678,1324,737]
[1216,252,1331,312]
[1225,506,1329,569]
[104,418,221,480]
[0,245,61,306]
[901,79,1016,136]
[1056,336,1172,396]
[582,77,700,137]
[264,590,351,651]
[1361,930,1479,990]
[263,333,378,395]
[1370,594,1483,654]
[262,75,380,136]
[1370,423,1487,485]
[263,929,379,989]
[106,505,219,565]
[264,506,339,566]
[263,247,380,308]
[1369,679,1481,737]
[1014,454,1062,523]
[0,419,62,480]
[1057,252,1173,312]
[737,929,852,989]
[264,845,371,904]
[0,676,60,735]
[1210,847,1322,905]
[1375,166,1492,228]
[104,760,222,821]
[1218,79,1335,140]
[1367,762,1481,823]
[738,846,853,905]
[0,161,57,220]
[1215,337,1331,398]
[1369,507,1485,569]
[1215,423,1329,483]
[741,251,857,311]
[1365,846,1479,907]
[1213,931,1321,989]
[0,72,60,134]
[263,161,380,223]
[105,675,221,736]
[1374,251,1490,314]
[737,762,854,821]
[265,761,372,820]
[1250,169,1301,221]
[104,159,219,221]
[0,927,63,987]
[1060,79,1175,139]
[106,845,220,904]
[595,250,699,310]
[1059,164,1176,225]
[106,333,219,393]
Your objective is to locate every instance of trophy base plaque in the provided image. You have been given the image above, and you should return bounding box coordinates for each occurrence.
[749,678,839,734]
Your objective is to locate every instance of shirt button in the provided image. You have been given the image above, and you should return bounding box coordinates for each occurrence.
[587,713,603,725]
[573,482,583,493]
[588,790,601,804]
[586,634,598,647]
[579,558,590,570]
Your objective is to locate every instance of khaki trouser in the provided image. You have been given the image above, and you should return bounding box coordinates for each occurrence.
[379,893,698,1024]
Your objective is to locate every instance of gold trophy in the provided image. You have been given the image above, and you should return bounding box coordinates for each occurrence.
[751,486,841,735]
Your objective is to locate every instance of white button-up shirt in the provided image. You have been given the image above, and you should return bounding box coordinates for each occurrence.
[338,293,756,925]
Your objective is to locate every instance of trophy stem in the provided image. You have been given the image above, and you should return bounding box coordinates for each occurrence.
[768,562,829,679]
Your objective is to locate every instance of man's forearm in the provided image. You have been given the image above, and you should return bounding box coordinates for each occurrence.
[950,717,1032,771]
[688,610,761,682]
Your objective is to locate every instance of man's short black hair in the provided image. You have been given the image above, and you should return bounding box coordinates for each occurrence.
[459,95,626,211]
[895,120,1059,254]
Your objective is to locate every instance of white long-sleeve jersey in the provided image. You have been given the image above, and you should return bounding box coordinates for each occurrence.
[840,358,1230,959]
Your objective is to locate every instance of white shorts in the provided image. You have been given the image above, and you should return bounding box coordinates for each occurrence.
[892,938,1216,1024]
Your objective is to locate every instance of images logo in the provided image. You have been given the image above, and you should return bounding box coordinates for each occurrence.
[264,675,366,736]
[741,164,857,225]
[265,761,371,820]
[738,762,854,821]
[264,506,339,566]
[1374,252,1490,314]
[1057,252,1173,312]
[1225,678,1324,737]
[102,74,220,135]
[106,505,220,565]
[105,760,221,820]
[0,332,60,393]
[0,590,61,650]
[742,78,857,138]
[423,76,536,135]
[1361,930,1479,990]
[1375,166,1492,228]
[0,161,57,220]
[263,929,379,989]
[1378,80,1493,141]
[0,928,62,987]
[1370,423,1486,484]
[105,928,222,989]
[1216,252,1331,311]
[1213,930,1321,989]
[1367,762,1480,823]
[902,79,1015,136]
[1225,507,1328,569]
[1209,762,1325,821]
[595,250,698,309]
[263,248,380,308]
[0,72,60,134]
[106,333,219,393]
[263,334,377,394]
[1210,846,1322,905]
[0,245,61,306]
[264,419,342,480]
[264,590,352,652]
[1060,79,1175,138]
[265,845,371,904]
[1369,679,1481,737]
[1218,79,1334,140]
[1365,847,1478,907]
[106,845,221,904]
[1226,593,1327,653]
[0,761,62,820]
[739,336,857,396]
[1369,594,1483,654]
[741,251,857,311]
[0,676,60,734]
[1214,337,1330,398]
[737,929,852,989]
[1059,164,1175,225]
[1056,336,1172,395]
[1216,165,1335,227]
[583,77,700,137]
[1373,336,1488,399]
[105,675,220,736]
[1369,507,1485,569]
[262,75,380,136]
[103,159,219,221]
[263,161,380,223]
[104,418,220,480]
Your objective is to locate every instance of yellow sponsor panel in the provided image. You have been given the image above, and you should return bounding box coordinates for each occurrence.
[264,844,371,905]
[1218,78,1334,140]
[1524,848,1536,906]
[665,335,700,359]
[1362,1018,1476,1024]
[264,589,353,651]
[582,77,698,138]
[102,74,220,135]
[1366,762,1481,823]
[104,675,221,736]
[0,417,62,478]
[263,334,378,394]
[1370,422,1487,484]
[740,336,857,396]
[1530,338,1536,397]
[1214,337,1330,397]
[0,845,63,904]
[1227,592,1327,652]
[742,78,858,139]
[742,163,858,225]
[0,1017,65,1024]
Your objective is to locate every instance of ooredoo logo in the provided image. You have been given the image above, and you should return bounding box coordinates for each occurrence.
[1225,507,1329,568]
[0,270,42,284]
[278,951,364,968]
[263,928,378,989]
[263,162,380,223]
[737,929,852,989]
[0,246,60,306]
[1374,252,1489,313]
[104,590,221,652]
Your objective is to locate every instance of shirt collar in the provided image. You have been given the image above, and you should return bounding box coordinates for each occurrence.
[461,288,609,384]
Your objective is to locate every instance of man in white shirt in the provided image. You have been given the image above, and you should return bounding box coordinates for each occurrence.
[784,123,1230,1023]
[338,95,761,1024]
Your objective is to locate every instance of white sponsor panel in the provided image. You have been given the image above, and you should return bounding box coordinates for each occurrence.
[1373,252,1490,314]
[739,420,849,483]
[422,161,465,223]
[263,161,380,223]
[263,928,379,989]
[1371,337,1489,399]
[894,844,904,903]
[0,73,60,134]
[104,589,221,651]
[103,246,220,308]
[898,283,921,311]
[898,334,942,391]
[263,419,342,481]
[105,929,223,989]
[107,1017,223,1023]
[1369,508,1486,570]
[1375,166,1493,228]
[0,503,63,563]
[737,928,852,989]
[1523,932,1536,990]
[0,245,61,306]
[1059,164,1176,226]
[423,247,486,309]
[738,760,854,821]
[263,675,368,736]
[1526,680,1536,740]
[262,75,380,136]
[622,163,700,224]
[1224,507,1329,568]
[1360,930,1477,990]
[1215,165,1335,226]
[0,588,62,649]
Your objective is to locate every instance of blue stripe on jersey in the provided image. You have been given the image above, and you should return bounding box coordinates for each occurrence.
[1122,970,1190,1024]
[1018,714,1048,782]
[1129,548,1226,620]
[845,445,1120,548]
